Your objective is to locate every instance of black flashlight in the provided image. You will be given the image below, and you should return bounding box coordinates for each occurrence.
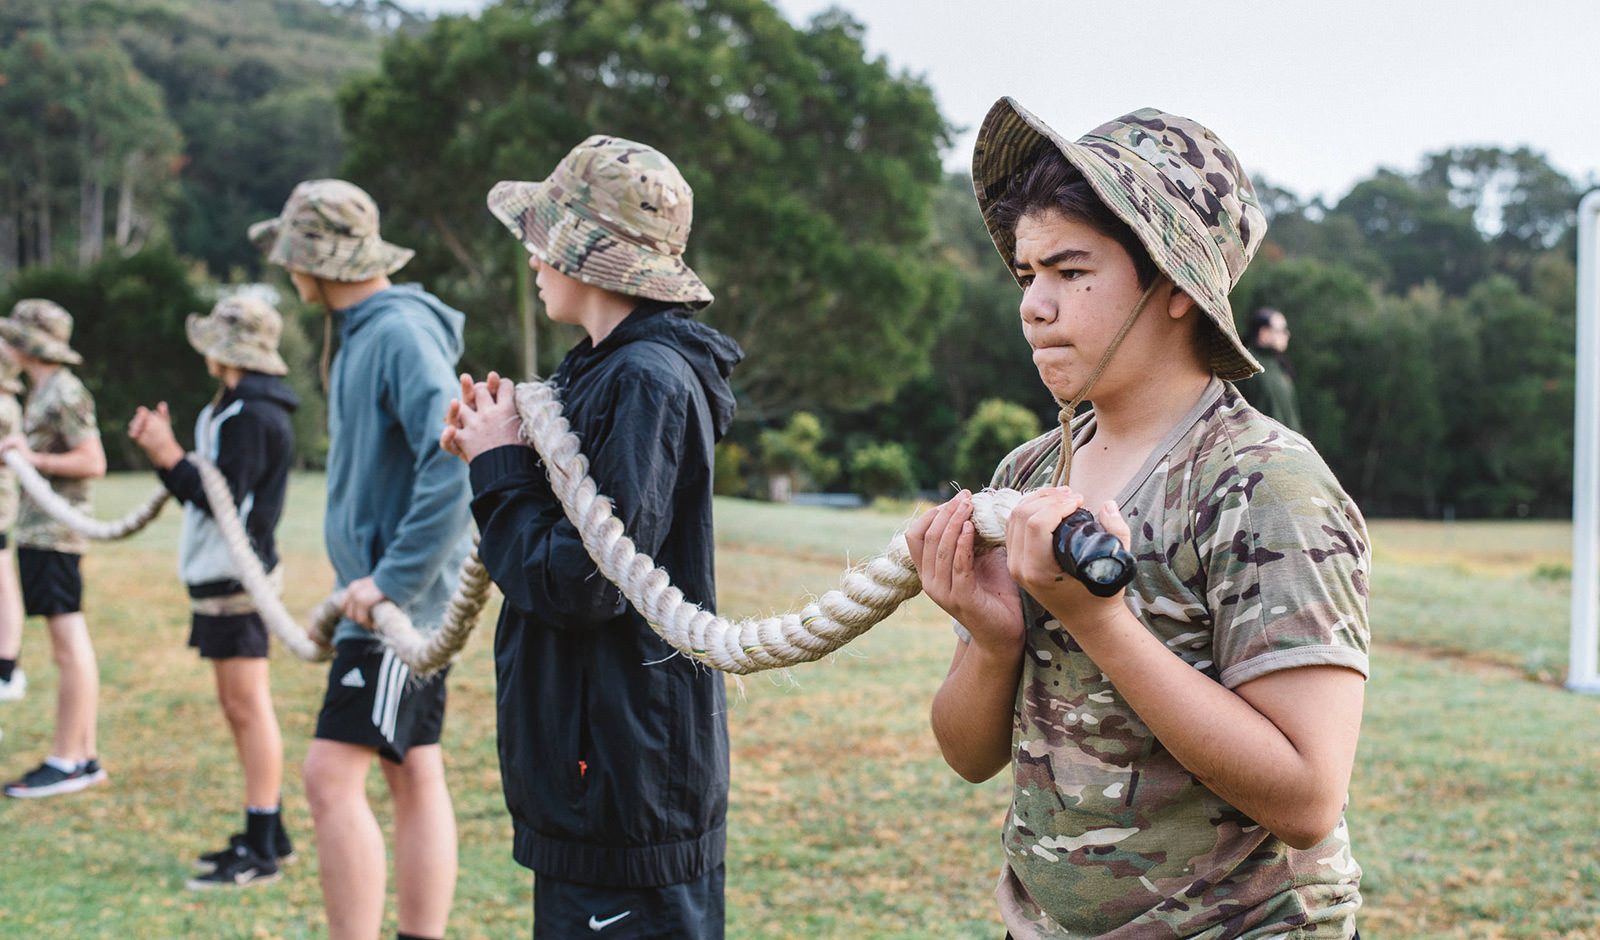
[1051,508,1135,597]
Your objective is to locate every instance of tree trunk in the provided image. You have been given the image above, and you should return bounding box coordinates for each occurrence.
[116,152,140,249]
[79,171,105,268]
[0,181,18,280]
[34,149,52,268]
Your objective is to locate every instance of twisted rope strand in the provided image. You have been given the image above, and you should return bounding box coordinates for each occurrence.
[4,449,168,540]
[189,454,492,675]
[513,381,1023,675]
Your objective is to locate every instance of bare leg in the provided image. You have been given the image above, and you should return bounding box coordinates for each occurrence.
[381,743,457,938]
[0,549,22,661]
[212,657,283,807]
[304,738,384,940]
[46,611,96,762]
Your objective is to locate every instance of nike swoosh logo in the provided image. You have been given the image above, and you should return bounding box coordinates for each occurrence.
[588,910,632,931]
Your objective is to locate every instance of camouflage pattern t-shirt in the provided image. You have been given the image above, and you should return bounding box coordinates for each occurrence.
[0,392,21,533]
[16,368,98,554]
[988,379,1368,940]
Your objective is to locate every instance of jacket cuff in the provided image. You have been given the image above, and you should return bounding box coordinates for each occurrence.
[469,444,540,494]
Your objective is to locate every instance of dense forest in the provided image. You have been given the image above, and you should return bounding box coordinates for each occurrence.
[0,0,1593,517]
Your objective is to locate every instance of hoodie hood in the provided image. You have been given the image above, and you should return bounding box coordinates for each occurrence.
[563,304,743,439]
[337,282,466,363]
[227,371,301,413]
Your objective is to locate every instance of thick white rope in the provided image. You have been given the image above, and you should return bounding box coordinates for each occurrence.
[513,381,1023,675]
[190,455,493,675]
[4,449,168,539]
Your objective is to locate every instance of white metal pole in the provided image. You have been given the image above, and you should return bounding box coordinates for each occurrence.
[1568,189,1600,693]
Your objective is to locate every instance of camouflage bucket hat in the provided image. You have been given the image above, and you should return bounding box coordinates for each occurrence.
[0,299,83,365]
[972,97,1267,381]
[187,294,289,376]
[249,179,414,282]
[486,135,713,309]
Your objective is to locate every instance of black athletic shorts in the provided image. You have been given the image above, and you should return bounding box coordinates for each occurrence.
[533,863,725,940]
[189,611,270,660]
[313,637,448,764]
[18,547,82,617]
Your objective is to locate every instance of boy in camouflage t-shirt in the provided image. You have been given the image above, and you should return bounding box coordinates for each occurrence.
[0,344,27,717]
[0,299,109,798]
[907,101,1369,939]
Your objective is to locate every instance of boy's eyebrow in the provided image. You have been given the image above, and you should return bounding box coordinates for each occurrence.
[1014,247,1092,270]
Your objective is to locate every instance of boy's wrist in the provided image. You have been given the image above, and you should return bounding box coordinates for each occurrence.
[150,442,186,470]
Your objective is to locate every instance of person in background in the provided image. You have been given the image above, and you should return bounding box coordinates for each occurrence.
[251,179,471,940]
[128,294,301,889]
[0,343,28,732]
[1240,306,1303,432]
[0,299,109,798]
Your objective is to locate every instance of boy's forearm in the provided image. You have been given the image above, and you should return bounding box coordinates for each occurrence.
[35,439,107,479]
[931,639,1021,783]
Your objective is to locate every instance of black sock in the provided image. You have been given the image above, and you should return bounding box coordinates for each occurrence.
[0,658,14,682]
[245,807,280,857]
[397,933,441,940]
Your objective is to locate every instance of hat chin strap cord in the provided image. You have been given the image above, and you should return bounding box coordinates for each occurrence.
[9,279,1165,678]
[1048,278,1164,489]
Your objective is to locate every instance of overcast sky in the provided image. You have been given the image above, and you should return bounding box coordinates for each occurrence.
[393,0,1600,205]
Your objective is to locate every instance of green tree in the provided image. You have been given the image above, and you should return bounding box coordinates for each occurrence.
[339,0,954,415]
[1329,169,1487,295]
[0,30,182,274]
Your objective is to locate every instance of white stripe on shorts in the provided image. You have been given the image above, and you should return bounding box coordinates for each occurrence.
[370,648,409,743]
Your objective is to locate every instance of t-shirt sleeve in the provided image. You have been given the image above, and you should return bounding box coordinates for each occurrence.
[51,378,100,449]
[1201,445,1372,688]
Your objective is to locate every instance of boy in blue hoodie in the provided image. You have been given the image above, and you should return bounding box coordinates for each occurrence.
[444,137,742,940]
[129,293,300,889]
[251,180,471,940]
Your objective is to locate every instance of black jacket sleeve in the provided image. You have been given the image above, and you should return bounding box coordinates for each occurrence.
[157,404,269,517]
[469,366,690,628]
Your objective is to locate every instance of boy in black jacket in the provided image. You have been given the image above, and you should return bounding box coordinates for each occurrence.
[442,136,742,939]
[129,294,300,889]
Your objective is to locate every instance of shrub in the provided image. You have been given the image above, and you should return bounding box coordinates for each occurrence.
[848,441,916,499]
[953,398,1041,489]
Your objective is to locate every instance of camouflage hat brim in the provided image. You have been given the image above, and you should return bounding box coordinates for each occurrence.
[488,179,714,309]
[252,219,414,282]
[972,98,1263,381]
[250,179,415,282]
[247,218,281,255]
[0,319,82,366]
[186,313,288,376]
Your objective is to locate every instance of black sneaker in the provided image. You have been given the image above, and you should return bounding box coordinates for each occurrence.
[195,829,296,873]
[185,842,280,890]
[4,758,107,798]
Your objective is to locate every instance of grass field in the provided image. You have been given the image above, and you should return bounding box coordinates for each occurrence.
[1,474,1598,938]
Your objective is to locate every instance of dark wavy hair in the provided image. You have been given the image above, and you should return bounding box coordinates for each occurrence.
[988,142,1159,289]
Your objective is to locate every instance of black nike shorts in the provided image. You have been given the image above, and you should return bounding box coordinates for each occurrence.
[313,637,449,764]
[532,863,725,940]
